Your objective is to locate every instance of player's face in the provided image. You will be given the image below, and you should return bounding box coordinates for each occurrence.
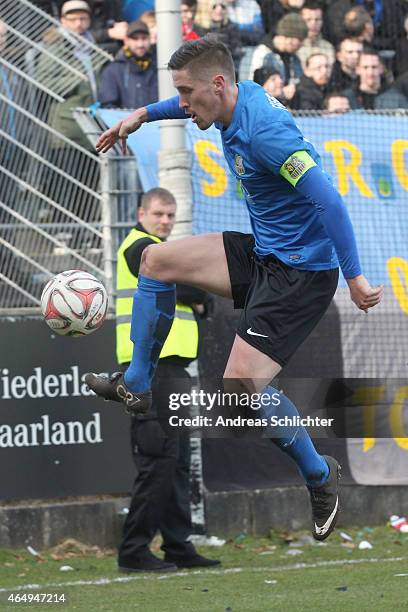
[138,199,176,239]
[173,68,223,130]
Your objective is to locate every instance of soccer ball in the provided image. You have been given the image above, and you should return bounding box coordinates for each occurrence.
[41,270,108,337]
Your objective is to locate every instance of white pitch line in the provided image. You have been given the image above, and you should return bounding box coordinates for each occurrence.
[0,556,405,593]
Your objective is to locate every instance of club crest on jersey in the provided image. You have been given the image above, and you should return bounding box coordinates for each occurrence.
[284,155,306,180]
[235,154,245,175]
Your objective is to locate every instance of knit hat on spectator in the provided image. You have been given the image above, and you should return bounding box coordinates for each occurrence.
[253,67,282,86]
[127,20,150,37]
[276,13,308,40]
[61,0,91,16]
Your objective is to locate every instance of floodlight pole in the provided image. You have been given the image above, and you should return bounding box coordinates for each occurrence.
[155,0,192,239]
[155,0,206,536]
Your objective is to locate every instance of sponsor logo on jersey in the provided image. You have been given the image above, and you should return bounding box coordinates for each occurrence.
[284,155,306,180]
[235,154,245,175]
[265,92,287,111]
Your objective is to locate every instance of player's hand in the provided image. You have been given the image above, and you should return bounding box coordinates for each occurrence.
[95,121,123,154]
[346,275,383,313]
[95,108,148,154]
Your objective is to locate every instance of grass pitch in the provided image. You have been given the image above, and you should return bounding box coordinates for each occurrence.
[0,527,407,611]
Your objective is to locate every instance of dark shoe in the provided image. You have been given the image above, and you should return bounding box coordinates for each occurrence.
[118,551,177,573]
[308,455,341,541]
[164,553,221,569]
[85,372,151,415]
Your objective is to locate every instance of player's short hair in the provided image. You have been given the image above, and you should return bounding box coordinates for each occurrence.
[140,187,176,210]
[168,34,235,82]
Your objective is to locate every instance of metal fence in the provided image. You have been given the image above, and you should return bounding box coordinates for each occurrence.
[0,0,118,313]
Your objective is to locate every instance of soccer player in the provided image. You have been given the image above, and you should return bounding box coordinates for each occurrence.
[87,36,382,540]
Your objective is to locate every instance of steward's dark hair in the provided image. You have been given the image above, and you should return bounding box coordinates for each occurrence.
[168,34,235,81]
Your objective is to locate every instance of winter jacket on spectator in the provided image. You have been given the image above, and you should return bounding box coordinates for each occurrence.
[228,0,264,43]
[328,60,358,93]
[291,73,329,110]
[98,48,158,108]
[344,82,408,110]
[249,35,303,85]
[394,36,408,78]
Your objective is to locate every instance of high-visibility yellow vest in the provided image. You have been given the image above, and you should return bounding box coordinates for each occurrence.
[116,228,199,365]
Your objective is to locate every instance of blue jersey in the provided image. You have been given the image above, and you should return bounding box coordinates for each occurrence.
[146,83,361,278]
[215,81,338,271]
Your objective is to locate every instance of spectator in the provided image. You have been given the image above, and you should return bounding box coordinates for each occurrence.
[248,13,307,103]
[253,66,285,103]
[328,37,362,93]
[0,20,27,200]
[122,0,154,23]
[323,92,351,113]
[30,1,60,18]
[226,0,264,45]
[204,3,243,72]
[139,10,157,45]
[116,187,219,573]
[291,51,331,109]
[98,20,158,109]
[344,6,374,45]
[38,0,104,149]
[344,48,408,110]
[393,14,408,78]
[181,0,206,41]
[297,1,334,70]
[257,0,306,36]
[394,71,408,101]
[89,0,127,55]
[324,0,406,51]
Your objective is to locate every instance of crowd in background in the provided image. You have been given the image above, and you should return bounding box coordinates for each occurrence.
[4,0,408,147]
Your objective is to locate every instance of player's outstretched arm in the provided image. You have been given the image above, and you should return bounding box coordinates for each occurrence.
[293,164,383,312]
[96,107,148,154]
[95,97,187,155]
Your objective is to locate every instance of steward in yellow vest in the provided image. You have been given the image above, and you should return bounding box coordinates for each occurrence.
[116,225,199,366]
[115,188,219,572]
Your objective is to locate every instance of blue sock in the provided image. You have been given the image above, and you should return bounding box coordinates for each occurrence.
[123,275,175,392]
[259,386,329,487]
